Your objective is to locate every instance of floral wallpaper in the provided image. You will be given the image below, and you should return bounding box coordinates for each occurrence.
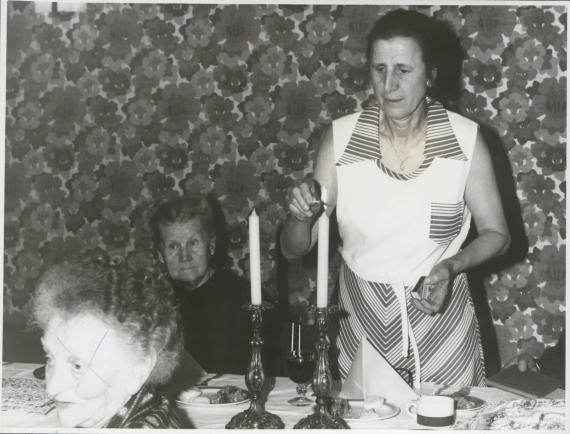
[3,2,566,367]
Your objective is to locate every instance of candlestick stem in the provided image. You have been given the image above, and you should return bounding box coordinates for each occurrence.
[293,306,349,429]
[226,303,284,429]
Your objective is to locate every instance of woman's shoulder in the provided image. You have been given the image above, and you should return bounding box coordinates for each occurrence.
[331,111,362,128]
[445,108,479,132]
[330,110,364,161]
[111,386,195,429]
[212,268,249,292]
[208,268,251,303]
[444,108,480,159]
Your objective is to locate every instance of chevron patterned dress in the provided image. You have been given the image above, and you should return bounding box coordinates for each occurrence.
[331,99,486,387]
[337,265,485,385]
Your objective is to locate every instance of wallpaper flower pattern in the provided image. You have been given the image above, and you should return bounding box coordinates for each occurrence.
[4,2,566,366]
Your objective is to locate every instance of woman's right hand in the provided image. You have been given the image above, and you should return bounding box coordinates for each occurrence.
[286,178,322,222]
[280,126,336,258]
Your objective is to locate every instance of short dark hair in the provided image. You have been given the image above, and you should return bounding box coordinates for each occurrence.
[149,193,228,268]
[149,193,216,249]
[32,258,183,385]
[366,9,464,107]
[366,9,438,74]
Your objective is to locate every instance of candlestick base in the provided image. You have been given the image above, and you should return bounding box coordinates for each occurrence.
[226,302,284,429]
[226,407,285,429]
[293,405,349,429]
[294,305,349,429]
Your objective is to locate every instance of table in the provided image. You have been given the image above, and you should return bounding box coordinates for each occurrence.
[1,363,565,430]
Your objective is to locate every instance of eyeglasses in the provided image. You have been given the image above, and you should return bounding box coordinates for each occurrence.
[53,332,113,397]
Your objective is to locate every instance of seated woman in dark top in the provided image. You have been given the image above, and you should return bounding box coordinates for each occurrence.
[31,258,193,428]
[149,193,282,376]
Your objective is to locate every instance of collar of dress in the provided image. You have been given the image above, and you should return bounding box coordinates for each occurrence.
[336,99,467,180]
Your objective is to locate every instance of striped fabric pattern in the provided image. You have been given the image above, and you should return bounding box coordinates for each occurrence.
[336,105,382,166]
[425,104,467,161]
[336,100,466,181]
[337,264,485,386]
[430,202,465,246]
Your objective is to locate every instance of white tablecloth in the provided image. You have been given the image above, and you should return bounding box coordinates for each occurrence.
[1,363,566,430]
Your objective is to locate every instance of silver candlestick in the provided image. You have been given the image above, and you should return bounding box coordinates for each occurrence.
[293,305,349,429]
[226,302,284,429]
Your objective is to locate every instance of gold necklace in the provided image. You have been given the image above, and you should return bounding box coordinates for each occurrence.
[378,110,426,172]
[390,141,424,171]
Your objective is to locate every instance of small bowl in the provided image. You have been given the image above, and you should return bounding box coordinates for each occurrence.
[178,387,202,403]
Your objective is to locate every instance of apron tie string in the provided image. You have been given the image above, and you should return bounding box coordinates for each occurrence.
[394,278,422,390]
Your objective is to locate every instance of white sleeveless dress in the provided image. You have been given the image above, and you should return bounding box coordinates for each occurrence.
[333,99,485,387]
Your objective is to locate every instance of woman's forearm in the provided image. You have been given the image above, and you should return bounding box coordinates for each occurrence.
[280,215,317,258]
[447,229,511,275]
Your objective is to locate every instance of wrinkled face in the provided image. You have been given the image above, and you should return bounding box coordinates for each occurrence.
[369,36,431,120]
[42,313,147,428]
[159,218,215,287]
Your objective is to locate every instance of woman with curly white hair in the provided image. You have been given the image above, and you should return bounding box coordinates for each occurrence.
[32,257,193,428]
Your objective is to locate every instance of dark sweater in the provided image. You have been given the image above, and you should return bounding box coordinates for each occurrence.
[107,384,193,428]
[174,269,282,376]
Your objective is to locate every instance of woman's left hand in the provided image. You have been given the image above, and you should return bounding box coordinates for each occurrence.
[411,261,455,315]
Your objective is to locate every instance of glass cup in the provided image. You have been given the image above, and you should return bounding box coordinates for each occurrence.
[286,322,315,406]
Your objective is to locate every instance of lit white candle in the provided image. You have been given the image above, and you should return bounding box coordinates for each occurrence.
[316,189,329,308]
[249,209,262,305]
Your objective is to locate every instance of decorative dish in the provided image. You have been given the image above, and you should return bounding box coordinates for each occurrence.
[176,385,249,407]
[333,397,399,422]
[443,394,485,411]
[1,377,53,414]
[464,399,565,430]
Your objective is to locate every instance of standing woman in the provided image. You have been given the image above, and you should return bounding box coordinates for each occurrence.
[281,9,510,387]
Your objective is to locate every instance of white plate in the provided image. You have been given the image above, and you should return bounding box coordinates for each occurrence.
[344,400,400,422]
[176,386,249,408]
